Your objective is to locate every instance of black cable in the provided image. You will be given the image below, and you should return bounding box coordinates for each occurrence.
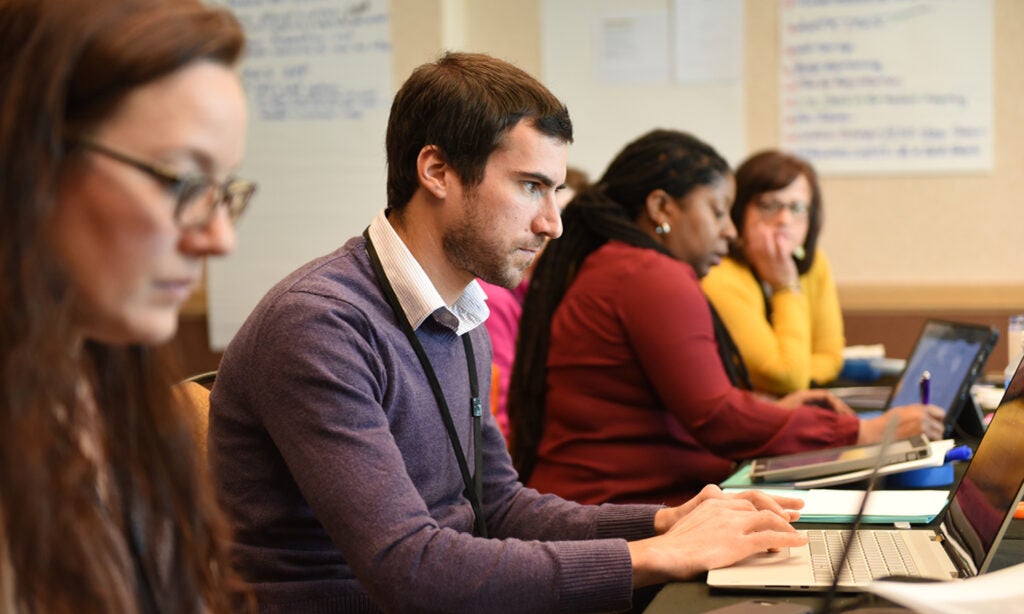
[818,417,900,614]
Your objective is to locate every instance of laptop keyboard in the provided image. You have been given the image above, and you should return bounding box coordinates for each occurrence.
[808,530,922,584]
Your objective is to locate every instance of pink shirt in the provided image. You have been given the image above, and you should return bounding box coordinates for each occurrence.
[478,279,528,439]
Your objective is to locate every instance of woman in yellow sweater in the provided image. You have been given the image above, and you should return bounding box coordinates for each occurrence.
[702,150,844,395]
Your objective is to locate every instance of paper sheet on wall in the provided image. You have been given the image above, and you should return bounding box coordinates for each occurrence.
[543,0,746,179]
[208,0,392,349]
[672,0,742,84]
[780,0,993,174]
[594,10,670,84]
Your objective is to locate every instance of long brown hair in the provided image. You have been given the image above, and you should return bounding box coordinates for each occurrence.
[0,0,248,611]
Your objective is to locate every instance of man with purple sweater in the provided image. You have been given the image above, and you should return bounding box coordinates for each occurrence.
[209,52,807,613]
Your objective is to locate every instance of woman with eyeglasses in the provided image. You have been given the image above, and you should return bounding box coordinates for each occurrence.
[702,150,844,396]
[0,0,255,611]
[509,131,943,506]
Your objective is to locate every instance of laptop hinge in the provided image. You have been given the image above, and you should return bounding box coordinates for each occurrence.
[936,519,976,578]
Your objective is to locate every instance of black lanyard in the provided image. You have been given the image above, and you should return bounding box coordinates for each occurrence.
[363,229,487,538]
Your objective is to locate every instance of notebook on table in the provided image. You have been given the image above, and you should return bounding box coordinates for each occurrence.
[832,320,997,437]
[707,356,1024,592]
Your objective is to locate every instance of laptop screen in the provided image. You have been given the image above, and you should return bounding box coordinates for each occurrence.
[886,321,995,424]
[944,357,1024,574]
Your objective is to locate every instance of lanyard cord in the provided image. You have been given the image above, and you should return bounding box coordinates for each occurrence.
[362,229,487,538]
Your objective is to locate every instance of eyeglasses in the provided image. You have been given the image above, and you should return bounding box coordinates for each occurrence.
[73,139,256,229]
[754,198,809,218]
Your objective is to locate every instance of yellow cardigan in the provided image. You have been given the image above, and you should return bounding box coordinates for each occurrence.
[701,250,845,395]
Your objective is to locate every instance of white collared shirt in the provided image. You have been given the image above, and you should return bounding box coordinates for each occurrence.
[367,209,489,336]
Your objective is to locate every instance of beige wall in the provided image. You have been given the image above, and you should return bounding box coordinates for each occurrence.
[746,0,1024,312]
[391,0,1024,312]
[178,0,1023,370]
[391,0,542,75]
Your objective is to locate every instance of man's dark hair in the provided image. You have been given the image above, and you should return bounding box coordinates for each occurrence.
[385,52,572,210]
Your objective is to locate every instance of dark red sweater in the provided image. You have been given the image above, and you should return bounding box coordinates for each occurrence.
[528,242,859,505]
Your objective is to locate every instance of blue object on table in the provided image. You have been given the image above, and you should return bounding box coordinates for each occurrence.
[884,462,954,488]
[839,358,882,383]
[884,445,973,488]
[944,445,973,463]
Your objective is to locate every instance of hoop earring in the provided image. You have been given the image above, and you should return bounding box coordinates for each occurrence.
[655,221,671,235]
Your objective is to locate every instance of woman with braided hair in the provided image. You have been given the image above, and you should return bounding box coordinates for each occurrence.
[508,129,942,505]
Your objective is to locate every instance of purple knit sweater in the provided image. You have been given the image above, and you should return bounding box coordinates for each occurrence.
[209,235,660,613]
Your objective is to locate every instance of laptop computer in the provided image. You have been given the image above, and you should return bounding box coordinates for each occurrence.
[707,355,1024,592]
[832,320,997,437]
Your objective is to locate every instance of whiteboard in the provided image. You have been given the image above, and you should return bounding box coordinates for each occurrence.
[541,0,746,177]
[780,0,993,174]
[208,0,393,349]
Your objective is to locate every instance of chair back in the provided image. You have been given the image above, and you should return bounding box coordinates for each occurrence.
[175,371,216,456]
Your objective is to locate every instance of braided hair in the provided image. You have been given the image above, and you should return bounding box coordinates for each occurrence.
[509,129,750,481]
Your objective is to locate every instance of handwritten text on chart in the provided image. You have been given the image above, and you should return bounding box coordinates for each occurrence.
[780,0,992,173]
[227,0,391,122]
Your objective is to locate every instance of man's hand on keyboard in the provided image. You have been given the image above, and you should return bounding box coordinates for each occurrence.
[631,485,809,586]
